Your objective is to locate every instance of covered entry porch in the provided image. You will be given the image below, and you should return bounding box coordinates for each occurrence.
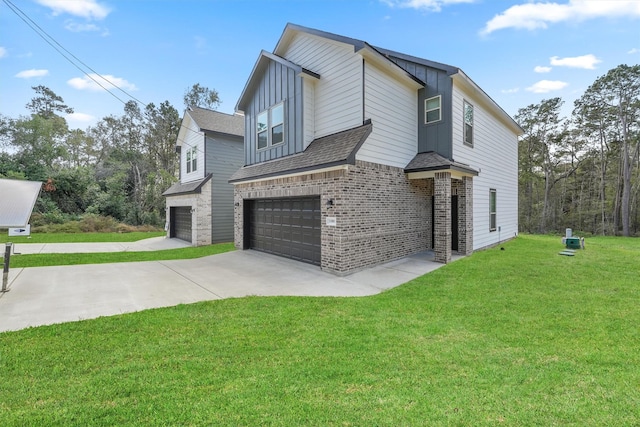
[405,152,478,264]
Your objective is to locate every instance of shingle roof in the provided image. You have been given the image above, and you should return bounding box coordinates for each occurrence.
[188,107,244,137]
[404,152,478,176]
[162,174,212,196]
[229,121,372,183]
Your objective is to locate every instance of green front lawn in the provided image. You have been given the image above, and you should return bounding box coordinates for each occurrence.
[6,242,235,268]
[0,231,165,243]
[1,235,638,425]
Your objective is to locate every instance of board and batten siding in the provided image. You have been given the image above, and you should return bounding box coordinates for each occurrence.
[244,60,304,166]
[181,113,205,183]
[451,83,519,250]
[283,33,363,139]
[358,60,417,168]
[386,57,453,158]
[206,135,244,243]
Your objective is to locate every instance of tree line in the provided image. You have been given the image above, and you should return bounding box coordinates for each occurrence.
[0,84,219,228]
[517,64,640,237]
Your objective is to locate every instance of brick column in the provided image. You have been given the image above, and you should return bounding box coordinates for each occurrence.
[434,172,451,264]
[458,176,474,255]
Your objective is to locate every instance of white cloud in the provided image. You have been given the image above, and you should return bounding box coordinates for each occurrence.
[66,112,95,123]
[550,54,601,69]
[534,66,552,73]
[501,88,520,94]
[0,47,6,58]
[382,0,475,12]
[65,21,100,32]
[36,0,110,20]
[482,0,640,34]
[15,69,49,78]
[628,48,640,54]
[526,80,569,93]
[68,74,137,92]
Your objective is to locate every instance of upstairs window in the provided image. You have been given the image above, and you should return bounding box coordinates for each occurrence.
[271,104,284,145]
[256,102,285,150]
[425,95,441,124]
[489,189,497,231]
[186,146,197,173]
[464,100,474,147]
[257,111,268,149]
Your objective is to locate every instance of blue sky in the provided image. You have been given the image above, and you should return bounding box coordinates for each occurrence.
[1,0,639,130]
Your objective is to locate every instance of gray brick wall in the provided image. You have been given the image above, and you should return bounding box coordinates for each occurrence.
[233,161,432,274]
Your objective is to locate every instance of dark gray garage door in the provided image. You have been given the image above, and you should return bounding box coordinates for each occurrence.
[170,206,192,243]
[248,197,321,266]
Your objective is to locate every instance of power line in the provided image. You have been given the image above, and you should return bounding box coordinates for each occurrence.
[2,0,146,108]
[3,0,239,163]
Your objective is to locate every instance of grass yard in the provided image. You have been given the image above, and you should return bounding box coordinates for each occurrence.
[6,242,235,268]
[0,231,165,244]
[1,235,638,425]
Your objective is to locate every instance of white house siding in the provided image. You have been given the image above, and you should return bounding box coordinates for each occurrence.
[451,83,519,250]
[283,33,363,139]
[359,61,418,168]
[181,113,205,183]
[303,78,315,149]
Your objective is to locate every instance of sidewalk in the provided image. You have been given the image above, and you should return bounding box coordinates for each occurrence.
[9,236,190,254]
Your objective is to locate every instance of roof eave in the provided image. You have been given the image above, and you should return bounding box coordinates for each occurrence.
[451,71,524,136]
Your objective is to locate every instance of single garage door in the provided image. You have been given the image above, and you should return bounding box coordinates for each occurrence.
[170,206,192,243]
[248,197,321,266]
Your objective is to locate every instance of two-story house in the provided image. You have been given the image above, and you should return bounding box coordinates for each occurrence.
[163,107,244,245]
[229,24,522,274]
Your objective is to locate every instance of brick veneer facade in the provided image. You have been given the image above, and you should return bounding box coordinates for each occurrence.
[165,179,212,246]
[233,160,473,274]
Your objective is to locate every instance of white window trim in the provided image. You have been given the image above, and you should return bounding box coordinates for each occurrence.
[463,100,474,147]
[185,146,198,174]
[424,95,441,124]
[489,188,497,232]
[256,101,285,151]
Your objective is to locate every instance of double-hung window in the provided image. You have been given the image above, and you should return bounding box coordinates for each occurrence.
[256,102,285,149]
[489,189,497,231]
[186,146,197,173]
[425,95,441,124]
[464,100,474,147]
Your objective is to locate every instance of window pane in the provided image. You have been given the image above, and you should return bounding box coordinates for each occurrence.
[465,123,473,145]
[464,102,473,125]
[272,123,283,145]
[272,104,283,125]
[426,97,440,111]
[257,111,268,133]
[257,130,268,149]
[426,110,440,123]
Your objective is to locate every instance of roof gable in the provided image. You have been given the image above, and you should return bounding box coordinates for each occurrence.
[235,50,320,112]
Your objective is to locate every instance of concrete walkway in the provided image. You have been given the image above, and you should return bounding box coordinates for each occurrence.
[9,236,191,254]
[0,238,461,333]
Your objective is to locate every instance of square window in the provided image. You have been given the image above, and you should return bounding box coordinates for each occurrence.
[256,103,285,149]
[425,95,441,124]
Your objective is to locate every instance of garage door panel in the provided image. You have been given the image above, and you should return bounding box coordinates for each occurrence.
[170,206,192,243]
[248,197,321,266]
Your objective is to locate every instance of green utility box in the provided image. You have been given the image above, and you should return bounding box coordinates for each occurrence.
[566,237,581,249]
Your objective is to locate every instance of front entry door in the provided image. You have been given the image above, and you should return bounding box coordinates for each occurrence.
[451,195,459,251]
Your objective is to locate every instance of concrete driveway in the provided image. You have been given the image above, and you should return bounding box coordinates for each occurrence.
[1,239,459,333]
